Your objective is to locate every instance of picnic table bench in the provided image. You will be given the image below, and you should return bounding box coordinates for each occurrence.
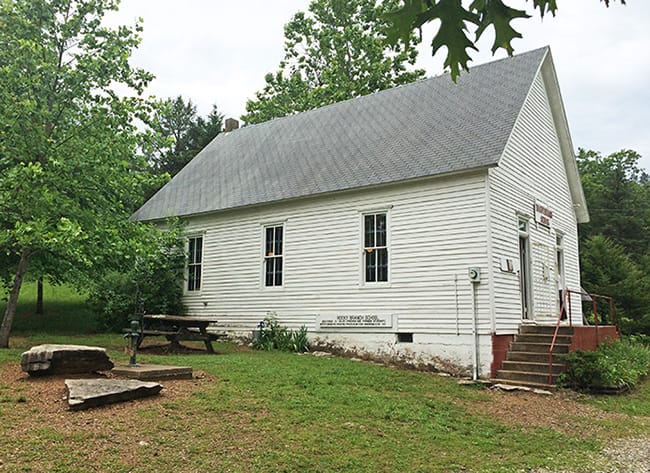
[133,315,221,353]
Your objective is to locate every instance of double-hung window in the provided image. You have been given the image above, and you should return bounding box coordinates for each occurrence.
[363,212,388,283]
[264,225,283,287]
[187,236,203,292]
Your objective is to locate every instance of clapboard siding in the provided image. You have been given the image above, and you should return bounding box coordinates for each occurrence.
[489,70,582,333]
[181,172,492,335]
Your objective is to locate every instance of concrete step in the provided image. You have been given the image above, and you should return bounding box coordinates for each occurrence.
[514,333,573,344]
[501,360,565,374]
[519,325,574,336]
[495,369,559,386]
[509,342,570,354]
[506,351,567,364]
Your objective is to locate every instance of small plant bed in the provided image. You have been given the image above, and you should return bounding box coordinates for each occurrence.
[559,336,650,393]
[252,316,309,352]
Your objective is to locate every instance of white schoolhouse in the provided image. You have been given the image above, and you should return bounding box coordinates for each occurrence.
[133,47,589,377]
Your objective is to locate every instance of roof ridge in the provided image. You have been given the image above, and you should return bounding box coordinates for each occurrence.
[238,46,550,130]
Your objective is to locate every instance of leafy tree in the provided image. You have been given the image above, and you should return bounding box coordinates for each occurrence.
[384,0,626,81]
[0,0,158,347]
[579,236,650,333]
[577,149,650,334]
[88,220,186,332]
[243,0,425,125]
[144,96,223,177]
[577,149,650,260]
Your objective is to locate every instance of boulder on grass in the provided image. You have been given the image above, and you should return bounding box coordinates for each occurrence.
[21,344,114,376]
[65,378,162,410]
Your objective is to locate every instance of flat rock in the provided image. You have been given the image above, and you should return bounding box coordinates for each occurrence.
[65,378,162,410]
[492,383,553,396]
[21,344,114,376]
[111,363,192,381]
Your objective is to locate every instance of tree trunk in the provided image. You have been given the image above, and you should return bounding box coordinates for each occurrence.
[0,250,31,348]
[36,276,44,315]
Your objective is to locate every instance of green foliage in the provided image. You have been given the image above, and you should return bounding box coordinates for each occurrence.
[142,96,223,178]
[577,149,650,334]
[577,149,650,260]
[384,0,626,81]
[579,235,650,331]
[559,337,650,391]
[87,221,186,332]
[253,316,309,352]
[243,0,424,125]
[0,0,159,346]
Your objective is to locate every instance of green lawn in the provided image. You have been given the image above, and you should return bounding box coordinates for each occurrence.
[1,281,97,334]
[1,289,649,472]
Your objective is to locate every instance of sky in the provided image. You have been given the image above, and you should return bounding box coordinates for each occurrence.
[107,1,650,171]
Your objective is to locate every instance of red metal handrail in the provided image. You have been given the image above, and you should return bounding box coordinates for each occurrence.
[548,289,617,385]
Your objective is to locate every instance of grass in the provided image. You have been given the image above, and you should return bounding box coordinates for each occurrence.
[0,280,98,334]
[1,290,650,471]
[587,380,650,416]
[0,342,603,472]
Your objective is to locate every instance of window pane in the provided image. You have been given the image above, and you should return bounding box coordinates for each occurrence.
[365,250,376,282]
[188,265,199,291]
[364,215,375,248]
[195,237,202,264]
[377,248,388,282]
[275,257,283,286]
[187,270,194,291]
[518,219,527,232]
[265,258,274,286]
[265,227,274,255]
[275,226,283,255]
[189,238,195,261]
[194,265,201,290]
[376,214,386,247]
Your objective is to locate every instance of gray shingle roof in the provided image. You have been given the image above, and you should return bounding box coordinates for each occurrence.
[132,47,549,222]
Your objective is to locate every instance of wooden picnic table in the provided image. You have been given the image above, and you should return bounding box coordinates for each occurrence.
[137,315,221,353]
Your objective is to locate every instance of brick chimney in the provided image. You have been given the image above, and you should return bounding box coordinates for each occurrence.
[224,118,239,133]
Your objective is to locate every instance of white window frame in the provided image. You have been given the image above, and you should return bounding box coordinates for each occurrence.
[262,223,285,288]
[186,234,204,293]
[360,210,391,286]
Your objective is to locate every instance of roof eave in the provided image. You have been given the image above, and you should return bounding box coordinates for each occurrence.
[539,51,590,224]
[132,164,496,223]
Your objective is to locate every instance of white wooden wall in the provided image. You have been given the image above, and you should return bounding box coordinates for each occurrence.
[181,171,493,338]
[488,69,583,333]
[176,61,585,370]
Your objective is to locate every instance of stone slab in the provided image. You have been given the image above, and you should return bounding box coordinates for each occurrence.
[65,378,162,410]
[111,363,193,381]
[492,383,553,396]
[21,344,114,376]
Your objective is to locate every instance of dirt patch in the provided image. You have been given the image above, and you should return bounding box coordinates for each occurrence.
[463,387,628,435]
[0,361,209,418]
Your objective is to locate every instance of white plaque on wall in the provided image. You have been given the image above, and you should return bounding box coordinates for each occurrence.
[317,313,394,329]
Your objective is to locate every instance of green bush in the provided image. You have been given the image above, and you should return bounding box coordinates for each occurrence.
[88,222,186,331]
[559,337,650,391]
[253,316,309,353]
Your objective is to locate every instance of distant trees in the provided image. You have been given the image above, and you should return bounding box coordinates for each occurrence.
[577,149,650,333]
[243,0,424,125]
[143,96,223,178]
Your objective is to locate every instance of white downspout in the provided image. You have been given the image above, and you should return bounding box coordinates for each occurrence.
[472,283,479,380]
[469,267,481,380]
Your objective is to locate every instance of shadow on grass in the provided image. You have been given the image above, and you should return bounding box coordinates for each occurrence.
[1,281,99,334]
